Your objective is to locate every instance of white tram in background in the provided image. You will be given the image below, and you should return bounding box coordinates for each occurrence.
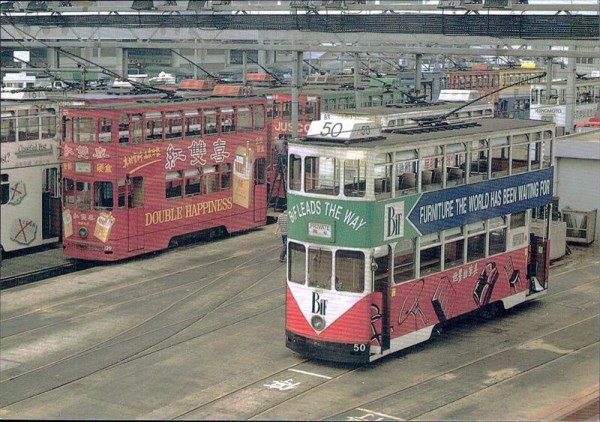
[285,117,555,363]
[321,89,494,129]
[1,95,62,254]
[530,77,600,137]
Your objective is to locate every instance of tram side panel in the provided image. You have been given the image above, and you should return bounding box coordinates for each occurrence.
[61,99,269,261]
[1,150,61,253]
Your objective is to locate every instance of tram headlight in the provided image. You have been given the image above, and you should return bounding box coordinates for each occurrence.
[311,315,326,332]
[78,227,88,239]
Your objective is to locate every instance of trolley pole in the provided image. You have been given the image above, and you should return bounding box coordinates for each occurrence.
[292,50,302,140]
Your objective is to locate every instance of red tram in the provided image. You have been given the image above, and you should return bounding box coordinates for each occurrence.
[61,94,269,260]
[285,117,554,363]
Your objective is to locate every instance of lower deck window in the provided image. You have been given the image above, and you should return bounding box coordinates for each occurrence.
[166,171,183,199]
[308,248,332,289]
[335,250,364,293]
[1,174,8,204]
[288,242,306,284]
[94,181,113,210]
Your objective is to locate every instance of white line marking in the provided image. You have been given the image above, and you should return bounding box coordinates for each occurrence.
[356,408,405,421]
[288,368,332,379]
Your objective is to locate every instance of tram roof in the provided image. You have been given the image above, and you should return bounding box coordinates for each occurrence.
[63,94,266,112]
[296,118,555,150]
[322,101,490,117]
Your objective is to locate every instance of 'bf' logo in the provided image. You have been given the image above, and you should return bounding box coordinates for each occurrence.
[384,202,404,241]
[312,291,328,315]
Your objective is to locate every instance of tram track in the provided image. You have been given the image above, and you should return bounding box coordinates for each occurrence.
[1,246,597,418]
[171,279,598,421]
[0,238,284,407]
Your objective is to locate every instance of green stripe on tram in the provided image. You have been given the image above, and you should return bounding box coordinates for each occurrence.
[287,193,422,248]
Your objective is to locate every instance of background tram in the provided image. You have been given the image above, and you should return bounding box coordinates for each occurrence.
[320,89,494,129]
[1,99,62,254]
[60,94,269,261]
[284,117,555,363]
[529,77,600,137]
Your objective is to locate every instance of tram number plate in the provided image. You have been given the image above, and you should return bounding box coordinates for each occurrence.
[353,344,367,353]
[308,222,332,239]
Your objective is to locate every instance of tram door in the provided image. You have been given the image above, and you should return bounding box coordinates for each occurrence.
[529,234,549,290]
[42,167,61,239]
[253,158,267,223]
[127,176,144,252]
[373,247,392,352]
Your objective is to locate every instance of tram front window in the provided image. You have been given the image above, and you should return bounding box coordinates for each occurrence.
[335,250,364,293]
[289,242,306,284]
[308,248,332,289]
[94,181,113,210]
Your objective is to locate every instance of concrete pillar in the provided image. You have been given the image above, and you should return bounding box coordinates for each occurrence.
[47,47,59,69]
[194,47,198,79]
[565,55,576,135]
[116,48,127,78]
[242,51,247,85]
[415,53,423,96]
[354,53,362,106]
[172,49,182,69]
[257,48,267,68]
[545,57,554,103]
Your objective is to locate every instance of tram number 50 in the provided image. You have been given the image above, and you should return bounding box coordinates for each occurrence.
[319,122,371,138]
[353,344,367,352]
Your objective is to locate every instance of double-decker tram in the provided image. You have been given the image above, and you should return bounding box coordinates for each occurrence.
[321,89,494,130]
[1,97,62,254]
[61,94,269,261]
[530,77,600,136]
[284,117,555,363]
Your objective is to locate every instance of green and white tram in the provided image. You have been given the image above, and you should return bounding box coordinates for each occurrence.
[285,117,554,363]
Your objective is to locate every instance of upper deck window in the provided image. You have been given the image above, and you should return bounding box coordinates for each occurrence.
[185,111,201,137]
[204,110,217,135]
[145,112,163,142]
[118,115,129,144]
[511,134,529,174]
[220,108,234,134]
[468,139,489,182]
[255,104,266,131]
[374,153,392,198]
[99,117,112,143]
[13,108,42,141]
[305,156,340,196]
[305,101,316,121]
[73,116,95,144]
[165,112,183,140]
[395,149,418,195]
[1,112,15,143]
[344,159,366,197]
[238,107,252,132]
[491,136,510,178]
[289,154,302,191]
[40,109,57,139]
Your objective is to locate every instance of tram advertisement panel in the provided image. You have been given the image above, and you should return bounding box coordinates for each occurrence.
[288,167,553,248]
